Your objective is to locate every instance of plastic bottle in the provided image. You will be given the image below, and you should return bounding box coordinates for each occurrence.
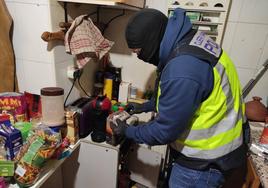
[112,68,121,101]
[103,75,113,100]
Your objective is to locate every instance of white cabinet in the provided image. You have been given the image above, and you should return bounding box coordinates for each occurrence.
[168,0,231,44]
[128,144,163,188]
[61,135,120,188]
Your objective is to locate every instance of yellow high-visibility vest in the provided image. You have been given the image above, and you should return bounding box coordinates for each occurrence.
[156,50,246,159]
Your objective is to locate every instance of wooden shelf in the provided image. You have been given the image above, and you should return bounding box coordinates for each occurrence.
[58,0,121,6]
[57,0,145,9]
[192,21,223,26]
[168,5,226,12]
[201,31,218,36]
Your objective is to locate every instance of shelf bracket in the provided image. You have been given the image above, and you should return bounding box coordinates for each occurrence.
[103,9,125,34]
[61,2,126,34]
[64,2,68,23]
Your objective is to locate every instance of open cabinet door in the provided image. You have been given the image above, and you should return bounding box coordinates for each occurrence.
[0,1,17,92]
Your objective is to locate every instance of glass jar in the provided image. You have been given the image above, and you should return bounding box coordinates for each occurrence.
[41,87,65,127]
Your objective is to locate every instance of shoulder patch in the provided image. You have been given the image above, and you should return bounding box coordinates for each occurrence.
[189,31,221,58]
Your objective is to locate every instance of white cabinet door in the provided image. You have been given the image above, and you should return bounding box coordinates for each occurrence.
[128,144,162,188]
[62,140,119,188]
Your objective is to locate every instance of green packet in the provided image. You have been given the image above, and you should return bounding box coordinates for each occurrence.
[22,136,45,167]
[0,160,15,176]
[14,122,32,142]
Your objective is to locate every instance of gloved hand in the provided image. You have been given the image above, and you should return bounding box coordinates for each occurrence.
[126,102,144,115]
[110,119,129,136]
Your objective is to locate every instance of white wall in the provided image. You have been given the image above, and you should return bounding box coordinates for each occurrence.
[4,0,268,106]
[222,0,268,103]
[5,0,83,104]
[5,0,56,94]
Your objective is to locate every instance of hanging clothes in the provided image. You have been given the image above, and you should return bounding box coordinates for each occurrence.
[0,1,18,92]
[65,15,114,69]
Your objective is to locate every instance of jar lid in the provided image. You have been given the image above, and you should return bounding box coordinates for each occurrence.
[41,87,64,96]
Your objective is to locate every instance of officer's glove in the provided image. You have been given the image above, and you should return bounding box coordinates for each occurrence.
[110,119,129,136]
[126,102,144,115]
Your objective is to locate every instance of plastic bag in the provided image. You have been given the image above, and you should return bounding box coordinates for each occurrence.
[14,126,61,187]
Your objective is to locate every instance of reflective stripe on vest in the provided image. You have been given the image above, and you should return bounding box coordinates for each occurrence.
[157,51,245,160]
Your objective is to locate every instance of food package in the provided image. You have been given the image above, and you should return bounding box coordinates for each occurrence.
[24,92,42,120]
[0,115,23,160]
[14,161,40,187]
[14,122,32,143]
[0,135,7,160]
[65,110,79,144]
[0,160,15,176]
[14,127,61,186]
[0,92,27,123]
[260,127,268,145]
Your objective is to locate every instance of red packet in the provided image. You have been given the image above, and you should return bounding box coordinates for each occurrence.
[259,117,268,145]
[24,91,42,120]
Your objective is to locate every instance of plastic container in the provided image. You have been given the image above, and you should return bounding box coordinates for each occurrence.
[130,86,137,99]
[103,78,113,100]
[41,87,65,127]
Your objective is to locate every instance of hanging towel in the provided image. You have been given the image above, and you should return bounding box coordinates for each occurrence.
[65,15,114,68]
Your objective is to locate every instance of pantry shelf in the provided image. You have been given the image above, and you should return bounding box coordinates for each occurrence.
[168,0,231,45]
[168,5,226,12]
[57,0,145,10]
[192,21,223,26]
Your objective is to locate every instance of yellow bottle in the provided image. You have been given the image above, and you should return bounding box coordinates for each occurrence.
[103,78,113,100]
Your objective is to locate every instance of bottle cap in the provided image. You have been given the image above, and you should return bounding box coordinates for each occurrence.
[112,105,119,112]
[118,106,124,111]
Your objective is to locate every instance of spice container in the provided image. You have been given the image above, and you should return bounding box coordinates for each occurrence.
[41,87,65,127]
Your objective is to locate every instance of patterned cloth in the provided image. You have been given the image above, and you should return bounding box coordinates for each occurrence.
[65,15,114,68]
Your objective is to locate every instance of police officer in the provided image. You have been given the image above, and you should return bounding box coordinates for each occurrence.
[111,8,248,188]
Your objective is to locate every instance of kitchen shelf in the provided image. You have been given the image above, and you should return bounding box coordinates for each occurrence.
[168,0,231,45]
[168,5,225,12]
[57,0,145,9]
[201,31,218,35]
[192,21,223,26]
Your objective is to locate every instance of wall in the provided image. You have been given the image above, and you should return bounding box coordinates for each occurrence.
[5,0,82,104]
[222,0,268,103]
[5,0,56,93]
[5,0,268,105]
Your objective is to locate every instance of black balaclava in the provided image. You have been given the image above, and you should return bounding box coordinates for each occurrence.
[125,9,168,66]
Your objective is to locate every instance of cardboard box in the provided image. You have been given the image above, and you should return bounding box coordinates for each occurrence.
[118,82,131,104]
[65,111,79,144]
[0,117,23,160]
